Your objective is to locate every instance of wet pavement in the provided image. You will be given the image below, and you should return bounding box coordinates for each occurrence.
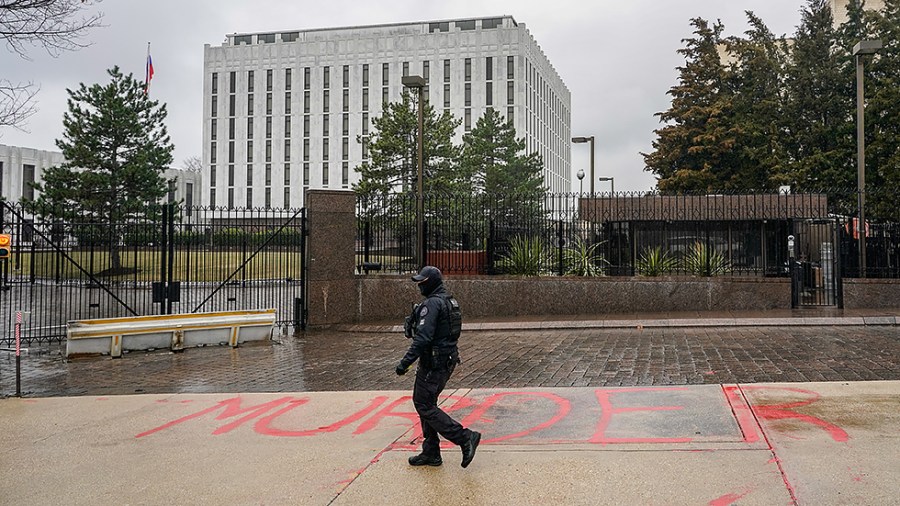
[2,324,898,398]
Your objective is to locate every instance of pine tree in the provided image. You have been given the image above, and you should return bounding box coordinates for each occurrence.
[643,18,739,193]
[782,0,852,191]
[353,90,460,199]
[724,12,789,189]
[32,66,173,273]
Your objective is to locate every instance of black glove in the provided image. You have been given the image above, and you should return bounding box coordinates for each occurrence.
[395,363,409,376]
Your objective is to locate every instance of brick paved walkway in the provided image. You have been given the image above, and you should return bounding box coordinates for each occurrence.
[1,325,898,397]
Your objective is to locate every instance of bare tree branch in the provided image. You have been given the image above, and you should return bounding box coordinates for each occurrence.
[0,0,104,59]
[182,155,202,173]
[0,79,38,131]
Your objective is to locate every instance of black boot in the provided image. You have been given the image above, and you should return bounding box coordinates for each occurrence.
[408,453,443,467]
[460,431,481,468]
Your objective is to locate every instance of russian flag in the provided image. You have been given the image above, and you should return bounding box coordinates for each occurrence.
[145,51,154,95]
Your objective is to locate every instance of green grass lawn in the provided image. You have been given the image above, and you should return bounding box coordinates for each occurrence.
[5,249,303,282]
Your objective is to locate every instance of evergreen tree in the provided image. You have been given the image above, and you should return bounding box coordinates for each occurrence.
[458,108,544,197]
[857,0,900,220]
[724,12,790,189]
[31,66,173,272]
[643,18,739,193]
[353,90,461,199]
[782,0,852,191]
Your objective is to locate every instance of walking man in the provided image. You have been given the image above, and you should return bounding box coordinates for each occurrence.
[396,265,481,468]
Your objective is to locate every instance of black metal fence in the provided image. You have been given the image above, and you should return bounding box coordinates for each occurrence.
[356,189,900,279]
[0,202,307,346]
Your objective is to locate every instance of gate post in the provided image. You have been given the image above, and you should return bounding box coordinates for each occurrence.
[305,189,357,327]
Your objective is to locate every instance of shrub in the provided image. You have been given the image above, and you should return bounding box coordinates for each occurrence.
[636,246,679,276]
[563,237,608,276]
[681,241,730,276]
[497,235,550,276]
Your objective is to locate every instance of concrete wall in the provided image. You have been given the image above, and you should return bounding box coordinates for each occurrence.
[355,276,791,324]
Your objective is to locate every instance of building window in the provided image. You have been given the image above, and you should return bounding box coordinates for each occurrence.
[285,68,292,90]
[246,140,253,162]
[284,163,290,185]
[323,66,330,89]
[382,87,388,104]
[507,56,514,80]
[210,188,216,206]
[362,113,369,135]
[228,164,235,186]
[322,162,329,185]
[284,92,291,114]
[284,139,290,161]
[464,109,471,131]
[323,138,329,160]
[342,162,349,187]
[211,72,218,94]
[228,188,234,209]
[247,118,253,139]
[211,95,217,117]
[443,84,450,108]
[304,91,310,113]
[323,114,329,137]
[229,71,236,93]
[210,119,217,140]
[303,163,310,184]
[228,141,235,163]
[246,164,253,185]
[246,188,253,208]
[228,95,236,116]
[323,90,330,112]
[443,60,450,83]
[266,93,272,115]
[464,58,471,81]
[303,139,310,161]
[284,187,290,208]
[248,70,254,92]
[303,115,310,137]
[248,94,254,115]
[265,163,272,185]
[507,80,514,105]
[362,137,369,160]
[482,18,503,29]
[303,67,310,89]
[185,182,193,209]
[486,82,493,106]
[284,116,291,137]
[457,19,475,30]
[265,116,272,138]
[265,140,272,162]
[507,106,514,124]
[486,56,493,81]
[210,165,217,187]
[342,114,349,136]
[266,69,273,91]
[423,61,430,81]
[229,118,235,139]
[282,31,299,42]
[343,65,349,88]
[362,64,369,86]
[362,89,369,111]
[259,33,275,44]
[464,83,471,107]
[22,164,35,200]
[342,89,349,112]
[210,142,217,163]
[342,137,349,160]
[382,63,389,86]
[402,61,409,77]
[429,22,449,33]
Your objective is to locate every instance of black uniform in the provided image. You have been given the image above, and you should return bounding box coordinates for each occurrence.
[398,282,471,458]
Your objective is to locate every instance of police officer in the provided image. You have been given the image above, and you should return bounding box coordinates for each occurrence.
[396,265,481,468]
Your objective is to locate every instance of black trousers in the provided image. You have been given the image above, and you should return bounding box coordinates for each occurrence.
[412,360,469,456]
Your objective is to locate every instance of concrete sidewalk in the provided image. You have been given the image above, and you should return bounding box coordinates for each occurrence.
[2,381,898,505]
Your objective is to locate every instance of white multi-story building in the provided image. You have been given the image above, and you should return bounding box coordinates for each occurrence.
[0,144,199,207]
[202,16,571,209]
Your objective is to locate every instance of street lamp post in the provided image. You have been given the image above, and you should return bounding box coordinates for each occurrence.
[852,39,881,278]
[598,176,614,194]
[576,169,585,194]
[402,75,426,269]
[572,136,595,194]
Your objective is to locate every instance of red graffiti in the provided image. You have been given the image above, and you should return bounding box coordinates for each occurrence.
[460,392,571,443]
[745,386,850,442]
[708,489,750,506]
[590,387,692,444]
[255,396,389,437]
[722,385,762,443]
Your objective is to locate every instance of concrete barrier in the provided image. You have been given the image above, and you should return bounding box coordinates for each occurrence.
[66,309,276,358]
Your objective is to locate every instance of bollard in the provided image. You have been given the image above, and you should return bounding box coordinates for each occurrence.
[15,310,21,397]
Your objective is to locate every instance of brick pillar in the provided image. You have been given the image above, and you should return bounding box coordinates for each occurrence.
[305,189,356,326]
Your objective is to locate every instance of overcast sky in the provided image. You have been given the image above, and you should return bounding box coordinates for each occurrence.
[1,0,808,192]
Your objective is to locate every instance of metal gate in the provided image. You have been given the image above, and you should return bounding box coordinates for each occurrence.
[0,202,308,347]
[790,219,842,308]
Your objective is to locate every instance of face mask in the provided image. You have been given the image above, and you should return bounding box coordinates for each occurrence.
[418,282,430,296]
